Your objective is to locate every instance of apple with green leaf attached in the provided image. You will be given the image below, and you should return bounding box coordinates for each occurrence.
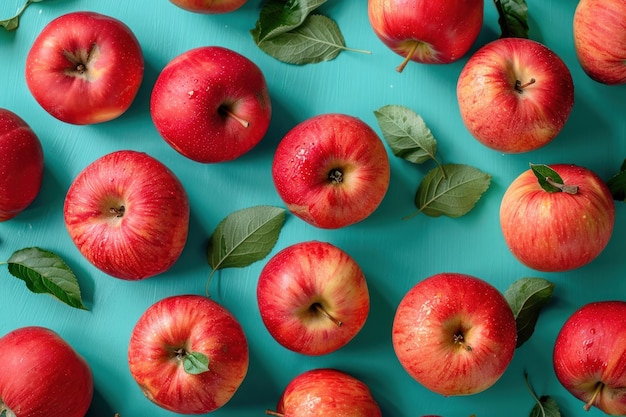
[368,0,483,72]
[128,294,249,414]
[500,164,615,272]
[257,240,370,356]
[554,301,626,414]
[457,37,574,153]
[0,108,44,221]
[392,273,517,396]
[573,0,626,85]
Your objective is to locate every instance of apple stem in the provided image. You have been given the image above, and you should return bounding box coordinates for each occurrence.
[265,410,284,417]
[313,303,342,327]
[515,78,536,93]
[219,106,249,128]
[584,382,604,411]
[396,41,420,73]
[545,177,579,194]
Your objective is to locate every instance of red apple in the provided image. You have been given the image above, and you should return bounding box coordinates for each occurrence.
[64,150,189,280]
[25,11,144,125]
[169,0,247,13]
[0,326,93,417]
[457,38,574,153]
[151,46,271,163]
[554,301,626,414]
[272,113,390,229]
[128,294,249,414]
[392,273,517,396]
[267,368,382,417]
[573,0,626,85]
[368,0,483,72]
[500,164,615,272]
[0,108,44,221]
[257,240,370,356]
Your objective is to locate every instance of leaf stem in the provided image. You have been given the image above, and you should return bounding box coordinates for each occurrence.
[545,177,579,194]
[524,371,546,417]
[1,0,37,30]
[205,269,217,298]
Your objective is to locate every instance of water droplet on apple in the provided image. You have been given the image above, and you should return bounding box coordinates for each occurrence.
[188,90,196,99]
[590,328,596,334]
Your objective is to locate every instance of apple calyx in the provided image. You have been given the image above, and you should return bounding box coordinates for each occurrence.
[63,44,100,80]
[583,381,604,411]
[514,78,536,93]
[453,331,472,352]
[545,176,579,195]
[109,205,125,218]
[0,400,16,417]
[219,105,250,128]
[328,168,344,185]
[312,302,343,327]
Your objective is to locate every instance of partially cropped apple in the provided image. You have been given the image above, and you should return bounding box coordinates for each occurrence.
[0,326,93,417]
[64,150,189,280]
[392,273,517,396]
[257,240,370,356]
[554,301,626,414]
[128,294,249,414]
[0,108,44,221]
[151,46,271,163]
[267,368,382,417]
[272,113,390,229]
[25,11,144,125]
[457,37,574,153]
[573,0,626,85]
[500,164,615,272]
[368,0,483,71]
[169,0,247,13]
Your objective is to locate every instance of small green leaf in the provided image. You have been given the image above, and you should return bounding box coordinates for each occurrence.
[250,0,327,43]
[410,164,491,218]
[6,247,87,310]
[493,0,529,38]
[254,14,354,65]
[505,278,554,348]
[530,163,578,194]
[1,0,47,32]
[530,396,561,417]
[183,351,210,375]
[207,205,286,272]
[373,105,438,165]
[607,158,626,201]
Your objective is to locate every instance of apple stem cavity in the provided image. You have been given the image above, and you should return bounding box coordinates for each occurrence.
[584,382,604,411]
[397,41,420,73]
[514,78,536,93]
[312,303,343,327]
[219,105,250,128]
[265,410,284,417]
[545,176,579,194]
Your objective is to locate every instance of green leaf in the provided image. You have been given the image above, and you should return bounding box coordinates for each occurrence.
[183,351,210,375]
[254,14,352,65]
[410,164,491,218]
[1,0,47,32]
[505,278,554,348]
[6,247,87,310]
[250,0,327,43]
[607,158,626,201]
[207,205,286,272]
[530,396,561,417]
[373,105,438,165]
[530,163,578,194]
[493,0,529,38]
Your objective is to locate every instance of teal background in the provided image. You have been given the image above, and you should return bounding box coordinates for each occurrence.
[1,1,625,416]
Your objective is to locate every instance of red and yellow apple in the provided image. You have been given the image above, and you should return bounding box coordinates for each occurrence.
[573,0,626,85]
[151,46,271,163]
[0,326,93,417]
[272,113,390,229]
[500,164,615,272]
[257,240,370,356]
[392,273,517,396]
[0,108,44,221]
[368,0,483,71]
[128,294,249,414]
[25,11,144,125]
[554,301,626,414]
[64,150,189,280]
[457,38,574,153]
